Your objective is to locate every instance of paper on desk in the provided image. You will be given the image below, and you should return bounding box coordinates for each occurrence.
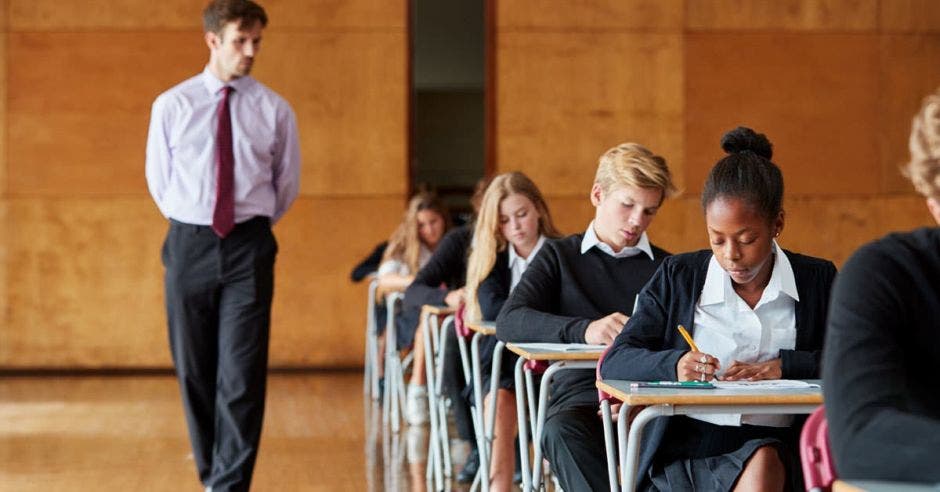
[518,343,608,352]
[713,380,820,390]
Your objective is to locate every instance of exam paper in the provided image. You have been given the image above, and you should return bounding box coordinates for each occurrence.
[517,343,607,352]
[713,380,820,390]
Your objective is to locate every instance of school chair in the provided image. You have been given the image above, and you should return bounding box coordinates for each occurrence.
[382,291,412,433]
[800,406,836,492]
[420,304,457,491]
[364,279,381,400]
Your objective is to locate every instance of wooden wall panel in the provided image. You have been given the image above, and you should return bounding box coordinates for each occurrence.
[1,197,401,368]
[879,0,940,32]
[255,32,407,197]
[878,34,940,193]
[268,197,402,366]
[9,0,405,30]
[686,0,877,31]
[3,198,167,367]
[7,32,204,196]
[497,0,683,30]
[785,195,934,265]
[496,32,684,196]
[685,33,880,196]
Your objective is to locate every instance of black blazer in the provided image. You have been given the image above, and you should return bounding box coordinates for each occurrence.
[600,249,837,483]
[477,250,511,321]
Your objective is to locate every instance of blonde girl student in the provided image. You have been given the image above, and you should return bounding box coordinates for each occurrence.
[464,172,562,491]
[375,192,449,391]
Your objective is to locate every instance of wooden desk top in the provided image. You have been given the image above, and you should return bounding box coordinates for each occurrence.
[466,321,496,336]
[596,379,823,406]
[505,342,605,361]
[421,305,457,316]
[375,285,405,300]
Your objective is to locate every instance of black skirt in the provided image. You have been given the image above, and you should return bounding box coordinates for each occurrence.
[642,416,803,492]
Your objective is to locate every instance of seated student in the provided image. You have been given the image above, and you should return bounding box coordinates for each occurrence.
[374,193,448,394]
[377,192,449,292]
[823,92,940,482]
[496,143,677,491]
[402,178,489,482]
[601,127,837,491]
[463,171,562,491]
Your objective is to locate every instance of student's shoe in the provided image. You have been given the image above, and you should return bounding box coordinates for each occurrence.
[405,384,429,425]
[456,447,479,483]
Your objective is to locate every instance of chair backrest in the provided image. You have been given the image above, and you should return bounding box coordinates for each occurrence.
[453,302,471,338]
[799,406,836,492]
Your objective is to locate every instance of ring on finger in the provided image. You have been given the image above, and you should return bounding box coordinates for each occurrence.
[700,372,706,382]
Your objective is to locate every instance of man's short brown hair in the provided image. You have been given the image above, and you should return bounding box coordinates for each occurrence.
[203,0,268,34]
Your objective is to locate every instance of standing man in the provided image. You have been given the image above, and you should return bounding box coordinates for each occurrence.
[145,1,300,490]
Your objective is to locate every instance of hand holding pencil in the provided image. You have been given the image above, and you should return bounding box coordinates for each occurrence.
[675,325,721,382]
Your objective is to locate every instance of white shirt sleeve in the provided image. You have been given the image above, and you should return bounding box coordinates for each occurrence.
[145,94,174,219]
[271,102,301,223]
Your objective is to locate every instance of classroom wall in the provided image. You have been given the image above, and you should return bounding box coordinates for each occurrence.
[2,1,938,369]
[494,0,939,260]
[0,0,407,368]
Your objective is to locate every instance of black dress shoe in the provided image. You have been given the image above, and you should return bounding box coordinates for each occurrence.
[456,448,479,483]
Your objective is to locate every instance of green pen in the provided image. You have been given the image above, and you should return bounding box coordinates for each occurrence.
[630,380,716,389]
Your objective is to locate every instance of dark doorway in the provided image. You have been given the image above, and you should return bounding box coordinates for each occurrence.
[410,0,487,224]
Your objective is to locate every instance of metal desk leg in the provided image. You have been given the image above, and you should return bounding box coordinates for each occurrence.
[513,357,531,492]
[422,312,443,489]
[600,399,618,492]
[470,332,490,492]
[485,341,504,463]
[623,405,670,491]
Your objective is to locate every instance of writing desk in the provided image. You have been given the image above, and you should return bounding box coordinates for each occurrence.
[597,379,822,492]
[419,304,456,490]
[507,342,605,492]
[465,321,498,492]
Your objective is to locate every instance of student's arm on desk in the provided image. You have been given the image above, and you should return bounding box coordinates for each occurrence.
[495,249,591,344]
[600,261,685,382]
[823,247,940,482]
[404,229,468,310]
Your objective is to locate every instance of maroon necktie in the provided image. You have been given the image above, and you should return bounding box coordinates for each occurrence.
[212,86,235,238]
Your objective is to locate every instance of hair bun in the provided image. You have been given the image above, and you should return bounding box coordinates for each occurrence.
[721,126,773,160]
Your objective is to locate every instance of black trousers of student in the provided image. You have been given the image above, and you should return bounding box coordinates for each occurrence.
[163,217,277,492]
[541,401,611,492]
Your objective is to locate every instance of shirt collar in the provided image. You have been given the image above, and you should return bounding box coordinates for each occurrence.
[201,66,254,95]
[509,235,546,269]
[699,240,799,306]
[580,220,654,260]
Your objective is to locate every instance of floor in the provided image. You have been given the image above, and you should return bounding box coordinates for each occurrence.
[0,371,483,491]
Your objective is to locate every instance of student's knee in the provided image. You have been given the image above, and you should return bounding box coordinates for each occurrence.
[750,445,783,471]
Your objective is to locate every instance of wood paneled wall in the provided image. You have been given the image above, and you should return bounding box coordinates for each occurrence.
[495,0,937,261]
[0,1,407,368]
[3,1,938,369]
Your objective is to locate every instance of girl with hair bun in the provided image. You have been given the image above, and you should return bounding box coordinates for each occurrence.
[601,127,837,491]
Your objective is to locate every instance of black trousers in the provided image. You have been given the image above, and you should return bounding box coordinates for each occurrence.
[163,217,277,492]
[541,402,610,492]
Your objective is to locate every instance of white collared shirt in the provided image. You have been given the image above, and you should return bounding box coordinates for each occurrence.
[580,221,654,260]
[377,244,432,278]
[509,235,546,291]
[146,66,301,225]
[690,241,798,427]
